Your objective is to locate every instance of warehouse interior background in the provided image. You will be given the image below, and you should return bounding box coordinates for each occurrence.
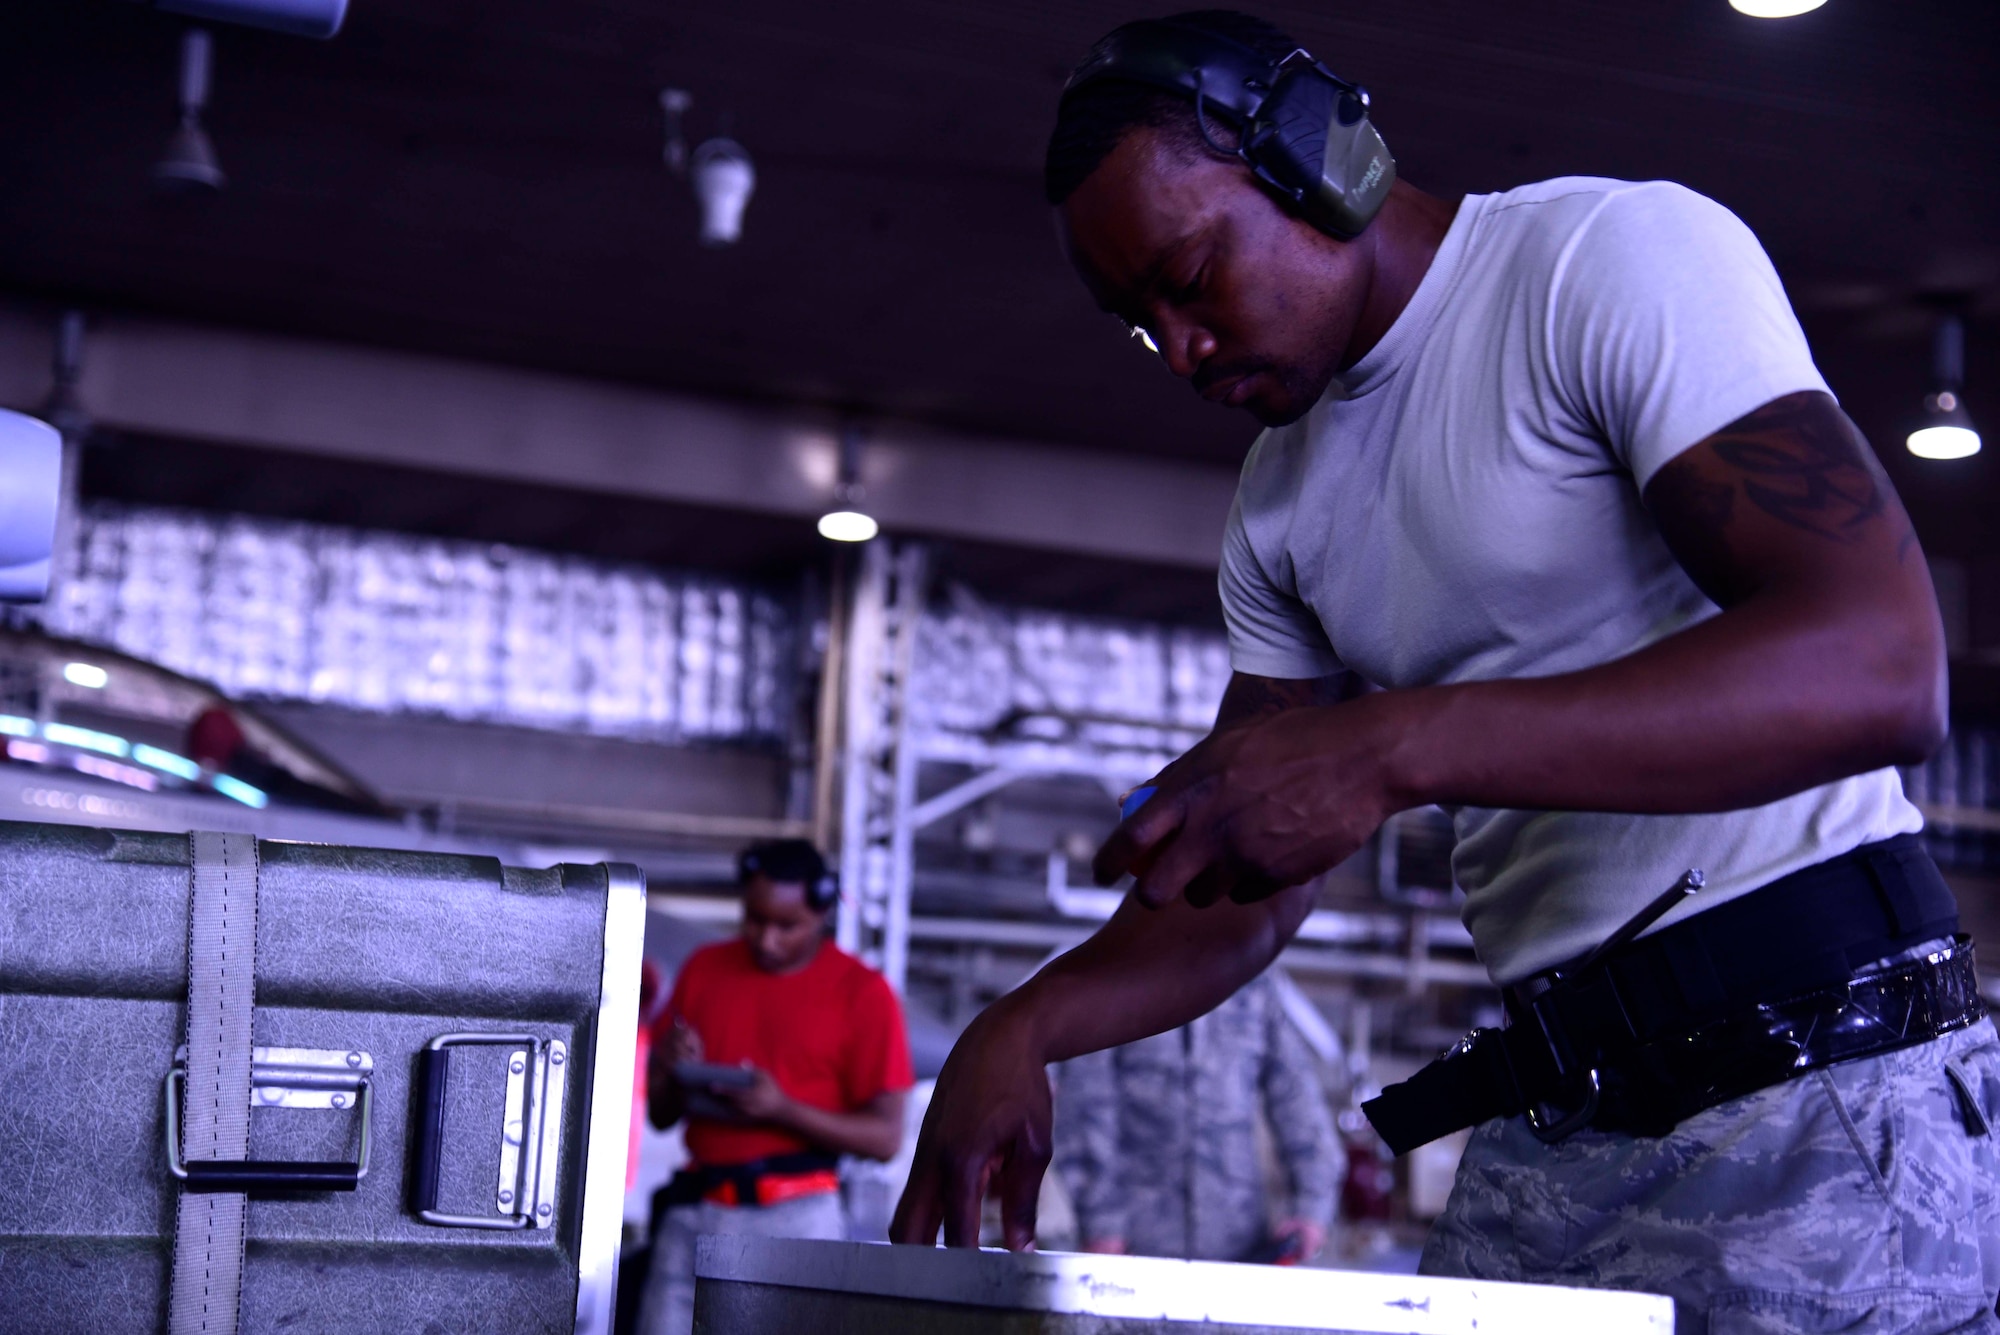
[2,0,1997,1266]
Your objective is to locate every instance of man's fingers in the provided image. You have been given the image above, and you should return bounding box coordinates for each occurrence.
[1183,863,1235,909]
[1091,790,1185,887]
[941,1154,990,1248]
[1227,869,1285,904]
[890,1154,945,1246]
[1130,822,1221,908]
[999,1133,1051,1252]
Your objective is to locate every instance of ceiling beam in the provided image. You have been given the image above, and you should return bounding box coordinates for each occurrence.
[0,300,1236,572]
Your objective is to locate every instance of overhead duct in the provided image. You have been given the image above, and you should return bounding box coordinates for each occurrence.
[124,0,347,40]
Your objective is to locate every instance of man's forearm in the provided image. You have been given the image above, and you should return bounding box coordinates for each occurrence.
[1381,393,1944,817]
[772,1098,904,1162]
[1377,584,1941,817]
[1008,883,1315,1064]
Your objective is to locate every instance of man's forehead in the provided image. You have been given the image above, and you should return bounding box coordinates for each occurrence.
[1059,130,1233,308]
[746,874,812,906]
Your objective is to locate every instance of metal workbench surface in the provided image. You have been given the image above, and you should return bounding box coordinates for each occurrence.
[694,1235,1673,1334]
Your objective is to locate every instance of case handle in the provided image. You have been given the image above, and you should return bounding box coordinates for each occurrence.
[163,1048,373,1196]
[411,1032,567,1230]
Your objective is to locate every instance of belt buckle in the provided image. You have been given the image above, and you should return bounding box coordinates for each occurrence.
[1526,1068,1600,1143]
[1518,980,1601,1144]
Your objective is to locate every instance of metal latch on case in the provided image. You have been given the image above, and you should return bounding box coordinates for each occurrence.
[164,1045,374,1193]
[411,1032,568,1230]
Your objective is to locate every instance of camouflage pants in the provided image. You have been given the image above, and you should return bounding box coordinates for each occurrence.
[1421,1020,2000,1334]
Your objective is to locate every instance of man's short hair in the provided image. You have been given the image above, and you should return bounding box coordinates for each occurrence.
[738,838,833,906]
[1043,10,1301,207]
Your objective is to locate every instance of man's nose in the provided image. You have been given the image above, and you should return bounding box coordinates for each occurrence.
[1157,319,1216,380]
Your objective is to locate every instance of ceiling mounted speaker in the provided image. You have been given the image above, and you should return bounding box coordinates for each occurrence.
[155,28,224,193]
[129,0,347,40]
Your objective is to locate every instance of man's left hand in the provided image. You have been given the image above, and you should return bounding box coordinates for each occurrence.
[717,1064,792,1123]
[1093,695,1405,909]
[1273,1218,1327,1264]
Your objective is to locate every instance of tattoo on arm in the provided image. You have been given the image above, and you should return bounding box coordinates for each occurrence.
[1648,392,1921,605]
[1700,392,1891,545]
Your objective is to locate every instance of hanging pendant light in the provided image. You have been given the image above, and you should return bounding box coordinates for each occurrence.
[818,424,879,543]
[155,28,225,194]
[690,137,756,247]
[1907,316,1981,460]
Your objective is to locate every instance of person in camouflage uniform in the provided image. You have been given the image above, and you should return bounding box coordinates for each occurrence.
[1054,969,1342,1262]
[894,13,2000,1334]
[1424,969,2000,1333]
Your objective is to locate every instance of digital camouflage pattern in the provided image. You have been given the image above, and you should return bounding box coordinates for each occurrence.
[1422,1020,2000,1334]
[1054,970,1342,1261]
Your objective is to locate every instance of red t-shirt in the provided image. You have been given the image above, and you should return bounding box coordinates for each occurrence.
[658,938,914,1167]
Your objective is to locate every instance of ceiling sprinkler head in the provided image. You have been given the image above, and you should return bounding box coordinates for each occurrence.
[660,88,693,174]
[690,137,755,246]
[156,28,223,194]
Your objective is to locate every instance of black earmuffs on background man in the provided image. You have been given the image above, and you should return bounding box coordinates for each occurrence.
[738,840,839,911]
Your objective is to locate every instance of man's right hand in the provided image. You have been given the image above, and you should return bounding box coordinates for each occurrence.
[647,1018,703,1130]
[889,997,1053,1250]
[892,884,1318,1250]
[664,1017,703,1066]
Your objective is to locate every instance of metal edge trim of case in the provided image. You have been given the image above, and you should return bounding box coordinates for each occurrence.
[574,862,647,1335]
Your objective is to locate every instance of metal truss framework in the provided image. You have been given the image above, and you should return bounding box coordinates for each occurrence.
[833,539,1496,1000]
[835,540,928,988]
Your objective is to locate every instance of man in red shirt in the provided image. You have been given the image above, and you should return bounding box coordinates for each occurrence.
[634,839,913,1335]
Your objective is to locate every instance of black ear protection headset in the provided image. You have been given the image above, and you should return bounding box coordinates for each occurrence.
[1060,18,1396,241]
[738,840,840,913]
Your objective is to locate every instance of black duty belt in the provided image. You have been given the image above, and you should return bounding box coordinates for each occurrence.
[1363,834,1987,1154]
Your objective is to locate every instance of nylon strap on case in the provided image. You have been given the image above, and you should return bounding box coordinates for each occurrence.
[169,831,260,1335]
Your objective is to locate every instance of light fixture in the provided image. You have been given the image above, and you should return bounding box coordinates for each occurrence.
[817,510,880,543]
[63,662,109,689]
[1728,0,1827,15]
[660,88,757,246]
[818,424,880,543]
[155,28,225,193]
[1131,325,1161,355]
[690,137,756,246]
[1907,315,1980,460]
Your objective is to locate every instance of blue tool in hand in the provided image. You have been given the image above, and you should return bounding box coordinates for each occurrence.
[1119,785,1158,821]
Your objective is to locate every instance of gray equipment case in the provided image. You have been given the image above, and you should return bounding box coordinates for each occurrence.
[0,818,645,1334]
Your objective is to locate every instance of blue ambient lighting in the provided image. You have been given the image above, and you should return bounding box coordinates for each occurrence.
[43,722,131,757]
[211,774,269,808]
[133,744,203,781]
